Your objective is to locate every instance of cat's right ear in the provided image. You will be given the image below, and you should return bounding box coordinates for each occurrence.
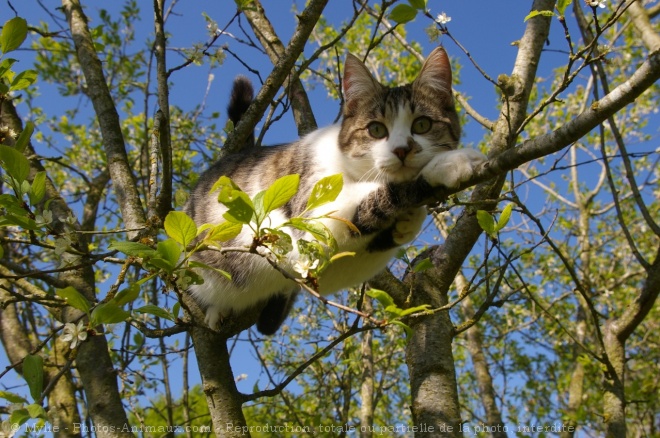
[342,53,381,115]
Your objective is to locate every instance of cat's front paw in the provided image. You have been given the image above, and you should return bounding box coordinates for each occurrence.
[204,305,224,330]
[421,149,487,189]
[392,207,426,245]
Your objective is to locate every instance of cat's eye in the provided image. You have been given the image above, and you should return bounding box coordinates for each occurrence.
[411,117,432,135]
[367,122,388,139]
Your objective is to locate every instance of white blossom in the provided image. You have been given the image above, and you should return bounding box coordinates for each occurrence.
[586,0,606,8]
[35,210,53,226]
[54,236,72,256]
[176,274,192,290]
[293,256,319,279]
[60,321,88,349]
[256,245,273,257]
[435,12,451,25]
[59,214,77,226]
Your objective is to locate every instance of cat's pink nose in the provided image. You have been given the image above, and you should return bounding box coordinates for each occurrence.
[393,146,411,161]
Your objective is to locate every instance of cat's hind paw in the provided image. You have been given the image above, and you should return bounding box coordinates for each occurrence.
[392,207,426,245]
[422,148,487,189]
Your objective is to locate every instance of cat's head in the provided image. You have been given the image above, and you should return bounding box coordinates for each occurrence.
[338,47,460,183]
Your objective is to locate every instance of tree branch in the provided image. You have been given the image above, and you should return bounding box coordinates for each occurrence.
[61,0,147,237]
[222,0,329,155]
[242,0,318,136]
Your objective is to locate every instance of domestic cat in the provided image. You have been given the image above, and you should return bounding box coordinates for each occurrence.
[185,47,486,335]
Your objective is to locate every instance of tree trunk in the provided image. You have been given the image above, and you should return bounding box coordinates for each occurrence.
[406,304,461,436]
[190,326,248,437]
[602,324,626,438]
[359,297,375,438]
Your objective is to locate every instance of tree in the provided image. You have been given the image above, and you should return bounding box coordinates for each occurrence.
[0,0,658,437]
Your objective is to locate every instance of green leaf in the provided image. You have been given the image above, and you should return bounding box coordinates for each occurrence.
[157,238,182,267]
[389,4,418,23]
[0,193,20,208]
[495,203,514,232]
[147,257,176,272]
[408,0,427,9]
[109,241,157,258]
[329,251,355,262]
[252,190,266,224]
[1,212,38,230]
[188,260,232,281]
[412,257,433,273]
[476,210,495,236]
[22,354,43,402]
[306,174,343,211]
[397,304,432,317]
[223,194,255,224]
[557,0,573,15]
[26,403,47,419]
[114,284,140,306]
[174,188,188,207]
[164,211,197,247]
[524,10,555,21]
[9,408,30,428]
[0,390,27,404]
[202,221,243,243]
[390,320,413,336]
[0,58,18,79]
[384,304,403,317]
[14,121,34,153]
[1,17,28,54]
[211,176,255,224]
[10,69,38,91]
[0,144,30,183]
[262,174,299,216]
[91,302,130,325]
[135,304,175,322]
[56,286,91,314]
[286,218,336,250]
[172,302,181,319]
[211,175,242,202]
[366,289,394,309]
[28,171,46,205]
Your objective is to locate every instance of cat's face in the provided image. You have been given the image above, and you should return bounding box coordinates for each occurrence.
[338,47,460,183]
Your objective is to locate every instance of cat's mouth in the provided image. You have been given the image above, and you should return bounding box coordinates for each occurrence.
[381,162,422,183]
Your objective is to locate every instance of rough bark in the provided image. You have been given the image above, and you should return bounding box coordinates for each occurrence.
[432,215,507,435]
[405,270,463,436]
[626,0,660,52]
[359,297,375,438]
[153,0,173,220]
[190,327,248,437]
[61,0,147,236]
[457,283,507,436]
[603,246,660,438]
[561,303,587,438]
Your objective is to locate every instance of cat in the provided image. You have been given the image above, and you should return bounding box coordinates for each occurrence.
[185,47,487,335]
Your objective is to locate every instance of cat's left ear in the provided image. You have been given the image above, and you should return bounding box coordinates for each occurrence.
[413,47,453,97]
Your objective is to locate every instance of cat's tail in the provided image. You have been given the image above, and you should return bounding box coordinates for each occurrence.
[227,75,255,149]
